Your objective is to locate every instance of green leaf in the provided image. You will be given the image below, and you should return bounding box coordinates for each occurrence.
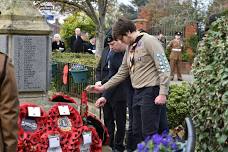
[217,134,227,144]
[222,91,228,103]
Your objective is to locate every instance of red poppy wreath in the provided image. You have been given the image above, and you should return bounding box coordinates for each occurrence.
[79,126,102,152]
[47,103,83,133]
[50,92,79,105]
[17,103,47,152]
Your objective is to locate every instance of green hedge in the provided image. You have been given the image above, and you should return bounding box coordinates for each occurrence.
[189,16,228,151]
[167,83,190,129]
[52,52,98,67]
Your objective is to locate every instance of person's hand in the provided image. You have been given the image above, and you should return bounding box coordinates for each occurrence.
[85,85,105,93]
[95,81,102,86]
[95,97,107,107]
[155,95,167,105]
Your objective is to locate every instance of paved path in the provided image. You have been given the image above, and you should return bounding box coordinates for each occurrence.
[170,74,194,84]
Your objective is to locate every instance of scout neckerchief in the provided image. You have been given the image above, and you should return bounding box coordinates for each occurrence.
[129,33,144,73]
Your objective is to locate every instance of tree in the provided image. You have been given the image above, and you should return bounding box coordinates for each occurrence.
[118,3,137,20]
[60,12,96,50]
[104,0,121,29]
[34,0,110,56]
[208,0,228,16]
[137,0,207,34]
[131,0,148,7]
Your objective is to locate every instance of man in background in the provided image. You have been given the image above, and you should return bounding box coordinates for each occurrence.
[70,28,83,53]
[95,33,129,152]
[95,34,136,152]
[81,31,94,54]
[157,31,166,49]
[167,32,184,81]
[0,52,19,152]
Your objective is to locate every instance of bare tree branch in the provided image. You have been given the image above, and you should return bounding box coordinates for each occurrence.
[34,0,110,56]
[85,0,99,24]
[103,0,108,15]
[35,0,99,24]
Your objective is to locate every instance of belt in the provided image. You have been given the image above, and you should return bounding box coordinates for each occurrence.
[172,48,181,52]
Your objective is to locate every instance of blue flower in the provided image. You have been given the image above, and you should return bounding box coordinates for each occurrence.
[161,129,169,136]
[171,142,178,150]
[161,137,169,147]
[167,135,174,144]
[137,143,145,152]
[153,144,160,152]
[137,131,184,152]
[144,147,149,152]
[144,136,151,144]
[152,134,163,145]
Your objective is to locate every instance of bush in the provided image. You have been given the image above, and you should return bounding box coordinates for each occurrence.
[52,52,98,67]
[186,34,199,54]
[181,51,189,62]
[167,83,190,129]
[188,16,228,151]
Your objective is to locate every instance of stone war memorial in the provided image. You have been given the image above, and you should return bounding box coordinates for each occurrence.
[0,0,52,96]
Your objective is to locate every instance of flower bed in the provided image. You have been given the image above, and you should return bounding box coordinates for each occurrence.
[136,117,195,152]
[137,131,186,152]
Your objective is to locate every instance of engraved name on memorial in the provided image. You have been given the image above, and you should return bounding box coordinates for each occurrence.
[0,35,8,53]
[13,35,47,92]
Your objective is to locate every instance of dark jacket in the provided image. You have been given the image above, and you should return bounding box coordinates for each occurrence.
[52,41,65,52]
[70,35,83,53]
[0,53,19,152]
[82,41,94,54]
[96,47,110,84]
[102,51,129,103]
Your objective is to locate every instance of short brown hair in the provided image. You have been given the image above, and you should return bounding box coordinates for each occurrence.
[112,18,136,40]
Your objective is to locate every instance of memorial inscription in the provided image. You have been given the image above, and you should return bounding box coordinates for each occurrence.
[0,35,8,53]
[13,35,47,92]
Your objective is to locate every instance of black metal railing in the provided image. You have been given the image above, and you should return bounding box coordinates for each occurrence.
[51,62,98,103]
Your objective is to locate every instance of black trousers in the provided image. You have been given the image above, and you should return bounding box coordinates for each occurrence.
[132,86,168,145]
[103,101,126,152]
[125,86,138,152]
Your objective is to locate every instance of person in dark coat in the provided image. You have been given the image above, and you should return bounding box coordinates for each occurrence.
[81,32,95,54]
[87,37,96,54]
[52,34,65,52]
[69,28,84,53]
[95,34,129,152]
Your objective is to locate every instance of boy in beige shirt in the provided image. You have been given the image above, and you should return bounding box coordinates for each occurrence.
[87,18,170,149]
